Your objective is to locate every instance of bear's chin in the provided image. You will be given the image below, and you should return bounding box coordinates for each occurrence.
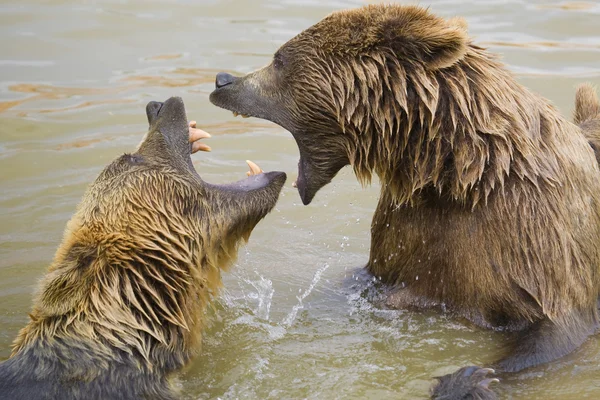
[295,155,313,205]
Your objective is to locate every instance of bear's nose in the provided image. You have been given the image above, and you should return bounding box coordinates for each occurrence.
[215,72,236,89]
[146,101,163,124]
[147,101,163,116]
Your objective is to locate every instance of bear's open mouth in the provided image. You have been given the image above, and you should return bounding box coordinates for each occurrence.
[146,97,285,193]
[225,111,322,204]
[220,109,306,192]
[210,72,345,205]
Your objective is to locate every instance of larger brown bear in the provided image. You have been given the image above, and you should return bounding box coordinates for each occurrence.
[209,4,600,399]
[0,97,286,399]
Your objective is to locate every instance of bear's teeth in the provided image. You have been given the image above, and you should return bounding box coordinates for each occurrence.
[246,160,263,176]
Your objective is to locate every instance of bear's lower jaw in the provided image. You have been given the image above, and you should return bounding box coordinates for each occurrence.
[296,155,320,205]
[208,170,286,193]
[295,153,348,205]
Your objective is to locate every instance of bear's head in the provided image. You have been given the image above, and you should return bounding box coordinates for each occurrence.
[21,97,286,361]
[210,5,469,204]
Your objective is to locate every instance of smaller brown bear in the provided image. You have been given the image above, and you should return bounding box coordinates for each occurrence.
[0,97,286,400]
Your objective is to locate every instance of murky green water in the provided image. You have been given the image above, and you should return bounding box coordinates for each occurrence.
[1,0,599,398]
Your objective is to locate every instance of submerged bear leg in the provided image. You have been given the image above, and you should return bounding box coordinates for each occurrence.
[432,310,598,399]
[496,311,598,373]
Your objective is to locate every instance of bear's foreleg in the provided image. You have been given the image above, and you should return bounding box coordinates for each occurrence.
[431,309,598,399]
[496,310,598,372]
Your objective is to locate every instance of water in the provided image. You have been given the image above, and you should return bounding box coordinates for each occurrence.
[1,0,599,398]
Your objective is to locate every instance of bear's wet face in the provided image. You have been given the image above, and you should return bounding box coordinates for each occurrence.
[210,45,350,205]
[122,98,287,254]
[209,5,469,204]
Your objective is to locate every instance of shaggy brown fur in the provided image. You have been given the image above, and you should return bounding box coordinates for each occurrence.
[576,84,600,163]
[210,4,600,399]
[0,97,286,400]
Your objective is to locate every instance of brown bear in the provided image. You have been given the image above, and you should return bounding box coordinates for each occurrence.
[209,4,600,399]
[0,97,286,400]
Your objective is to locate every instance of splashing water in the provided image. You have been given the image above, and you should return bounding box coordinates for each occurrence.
[245,273,275,321]
[282,263,329,327]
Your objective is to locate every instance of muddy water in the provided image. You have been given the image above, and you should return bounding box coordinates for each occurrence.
[1,0,599,398]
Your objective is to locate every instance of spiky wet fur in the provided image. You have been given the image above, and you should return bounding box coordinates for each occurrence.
[0,121,284,399]
[240,4,600,340]
[575,84,600,164]
[302,5,600,396]
[210,4,600,398]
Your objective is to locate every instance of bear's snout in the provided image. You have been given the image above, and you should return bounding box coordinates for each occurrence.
[215,72,236,88]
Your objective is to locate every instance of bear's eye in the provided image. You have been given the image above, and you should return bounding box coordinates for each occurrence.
[273,53,285,69]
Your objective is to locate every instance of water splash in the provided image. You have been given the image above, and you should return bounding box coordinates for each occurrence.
[282,263,329,327]
[245,273,274,320]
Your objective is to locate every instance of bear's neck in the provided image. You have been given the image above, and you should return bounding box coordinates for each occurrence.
[11,310,196,374]
[2,335,179,399]
[346,46,567,208]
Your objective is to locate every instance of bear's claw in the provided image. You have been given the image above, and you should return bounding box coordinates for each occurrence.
[431,366,499,400]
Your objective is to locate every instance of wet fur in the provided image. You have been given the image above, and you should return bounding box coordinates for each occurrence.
[324,5,600,390]
[209,5,600,399]
[309,4,600,354]
[0,100,285,399]
[576,84,600,164]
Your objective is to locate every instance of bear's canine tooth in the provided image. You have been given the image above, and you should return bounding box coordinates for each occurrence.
[478,378,500,388]
[245,160,263,176]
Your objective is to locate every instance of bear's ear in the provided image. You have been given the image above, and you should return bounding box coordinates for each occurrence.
[381,12,469,70]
